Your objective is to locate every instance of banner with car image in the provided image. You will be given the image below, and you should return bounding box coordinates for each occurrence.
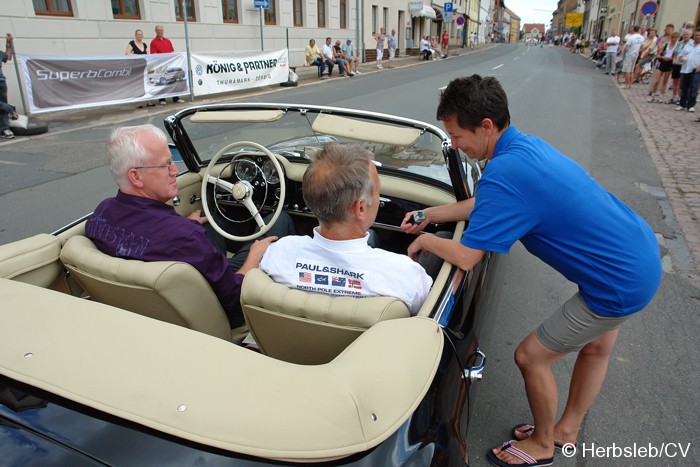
[189,49,289,96]
[20,53,189,113]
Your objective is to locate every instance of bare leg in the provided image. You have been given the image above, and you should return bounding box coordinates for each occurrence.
[493,332,563,463]
[554,329,619,442]
[511,329,620,449]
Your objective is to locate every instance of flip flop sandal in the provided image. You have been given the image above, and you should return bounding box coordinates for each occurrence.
[512,424,535,441]
[487,440,554,467]
[511,423,574,450]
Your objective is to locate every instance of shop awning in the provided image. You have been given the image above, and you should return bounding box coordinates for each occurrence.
[410,5,436,19]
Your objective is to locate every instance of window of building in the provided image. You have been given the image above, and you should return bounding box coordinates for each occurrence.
[175,0,197,21]
[33,0,73,16]
[372,5,377,34]
[339,0,347,29]
[293,0,303,26]
[264,0,277,25]
[112,0,141,19]
[318,0,326,28]
[222,0,238,23]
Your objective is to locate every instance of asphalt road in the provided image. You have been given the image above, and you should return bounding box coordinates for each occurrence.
[0,44,697,466]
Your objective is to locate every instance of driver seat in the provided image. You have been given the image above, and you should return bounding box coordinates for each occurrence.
[60,235,236,342]
[240,268,411,364]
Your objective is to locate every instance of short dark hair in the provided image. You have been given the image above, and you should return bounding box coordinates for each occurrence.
[633,25,640,32]
[436,75,510,131]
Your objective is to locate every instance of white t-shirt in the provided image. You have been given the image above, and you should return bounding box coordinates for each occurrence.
[605,35,620,53]
[626,33,644,55]
[260,228,432,315]
[321,44,334,61]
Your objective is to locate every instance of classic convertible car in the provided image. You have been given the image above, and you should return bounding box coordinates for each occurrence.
[0,104,501,465]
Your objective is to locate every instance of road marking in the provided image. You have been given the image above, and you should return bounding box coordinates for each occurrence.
[493,64,504,69]
[514,57,519,60]
[0,160,26,166]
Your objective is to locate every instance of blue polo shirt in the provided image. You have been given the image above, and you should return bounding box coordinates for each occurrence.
[463,126,661,317]
[86,191,245,327]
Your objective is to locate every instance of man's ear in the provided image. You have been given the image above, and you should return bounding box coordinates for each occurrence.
[481,118,494,134]
[127,168,145,188]
[352,198,366,221]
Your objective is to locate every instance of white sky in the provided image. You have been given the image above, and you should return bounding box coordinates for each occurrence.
[505,0,559,28]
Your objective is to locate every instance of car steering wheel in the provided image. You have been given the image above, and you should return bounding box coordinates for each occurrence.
[201,141,286,242]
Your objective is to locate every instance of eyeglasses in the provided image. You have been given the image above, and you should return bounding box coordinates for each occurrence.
[133,159,175,170]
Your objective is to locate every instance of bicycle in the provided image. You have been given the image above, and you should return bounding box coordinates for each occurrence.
[617,58,653,85]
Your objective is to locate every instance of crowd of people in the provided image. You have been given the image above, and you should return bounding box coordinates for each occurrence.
[590,24,700,122]
[562,23,699,121]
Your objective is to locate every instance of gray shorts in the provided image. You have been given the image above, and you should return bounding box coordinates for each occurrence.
[535,293,630,353]
[622,53,638,73]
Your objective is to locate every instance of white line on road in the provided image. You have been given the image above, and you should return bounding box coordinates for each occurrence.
[514,57,519,60]
[0,160,26,166]
[493,64,504,69]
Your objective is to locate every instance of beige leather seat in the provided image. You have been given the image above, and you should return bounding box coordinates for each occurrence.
[240,268,411,364]
[60,235,236,341]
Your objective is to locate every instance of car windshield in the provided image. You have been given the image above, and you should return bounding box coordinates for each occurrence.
[175,105,452,187]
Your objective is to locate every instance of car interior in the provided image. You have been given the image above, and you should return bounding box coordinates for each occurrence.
[0,107,469,365]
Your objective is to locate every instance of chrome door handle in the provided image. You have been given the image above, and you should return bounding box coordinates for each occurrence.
[463,348,486,383]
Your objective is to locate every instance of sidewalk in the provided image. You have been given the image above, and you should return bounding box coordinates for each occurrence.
[610,65,700,278]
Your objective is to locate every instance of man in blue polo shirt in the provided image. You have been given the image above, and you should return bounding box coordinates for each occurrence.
[401,75,661,467]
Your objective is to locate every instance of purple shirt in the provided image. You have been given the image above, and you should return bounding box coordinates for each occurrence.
[85,191,244,327]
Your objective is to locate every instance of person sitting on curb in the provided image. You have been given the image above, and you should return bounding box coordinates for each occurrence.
[305,39,327,78]
[341,37,361,75]
[321,37,345,77]
[333,39,354,76]
[419,36,433,61]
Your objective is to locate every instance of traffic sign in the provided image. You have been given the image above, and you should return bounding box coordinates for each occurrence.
[641,1,657,16]
[444,2,453,13]
[456,16,465,26]
[254,0,269,9]
[444,11,453,23]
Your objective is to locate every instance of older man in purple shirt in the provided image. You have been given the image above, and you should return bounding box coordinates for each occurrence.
[86,124,292,328]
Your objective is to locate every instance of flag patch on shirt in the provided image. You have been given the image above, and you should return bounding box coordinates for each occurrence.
[348,279,362,289]
[299,272,312,283]
[332,276,346,287]
[315,274,329,285]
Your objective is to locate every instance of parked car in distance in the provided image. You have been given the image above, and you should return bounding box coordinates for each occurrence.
[148,66,186,85]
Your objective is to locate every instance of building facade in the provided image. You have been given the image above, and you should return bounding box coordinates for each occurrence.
[1,0,494,108]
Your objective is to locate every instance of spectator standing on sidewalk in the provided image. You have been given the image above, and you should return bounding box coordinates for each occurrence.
[649,31,679,102]
[669,29,694,104]
[634,28,658,83]
[675,29,700,113]
[126,29,155,108]
[621,26,644,89]
[150,24,185,106]
[388,29,397,68]
[374,28,386,69]
[604,30,620,74]
[341,38,360,75]
[0,33,15,140]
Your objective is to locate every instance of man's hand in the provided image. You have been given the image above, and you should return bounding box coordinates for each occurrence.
[401,211,429,235]
[406,236,428,262]
[187,209,207,225]
[237,236,279,275]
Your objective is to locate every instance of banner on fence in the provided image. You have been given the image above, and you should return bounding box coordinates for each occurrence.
[190,49,289,96]
[20,53,189,113]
